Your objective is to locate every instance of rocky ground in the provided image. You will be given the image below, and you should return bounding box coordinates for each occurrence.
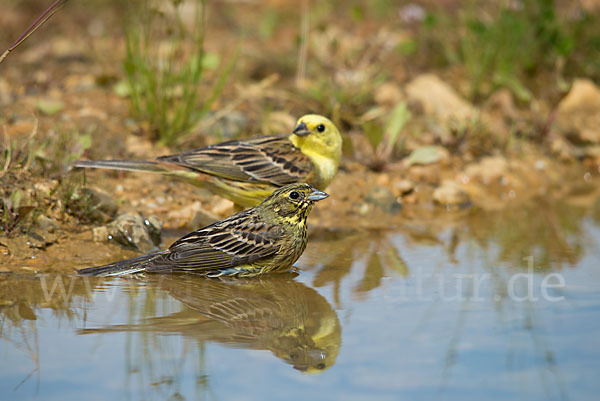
[1,1,599,273]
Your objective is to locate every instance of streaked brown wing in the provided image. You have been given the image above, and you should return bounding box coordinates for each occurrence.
[157,136,313,186]
[144,212,282,273]
[153,277,289,342]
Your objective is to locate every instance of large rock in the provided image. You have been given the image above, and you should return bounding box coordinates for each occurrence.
[556,79,600,144]
[405,74,477,126]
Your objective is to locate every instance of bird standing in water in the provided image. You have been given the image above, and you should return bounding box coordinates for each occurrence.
[77,183,328,277]
[73,115,342,209]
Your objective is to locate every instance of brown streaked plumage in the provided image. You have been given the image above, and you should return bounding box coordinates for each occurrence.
[73,114,342,208]
[79,275,342,372]
[76,183,328,277]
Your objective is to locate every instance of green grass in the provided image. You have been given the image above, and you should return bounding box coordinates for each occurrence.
[123,0,235,145]
[362,102,411,169]
[422,0,600,101]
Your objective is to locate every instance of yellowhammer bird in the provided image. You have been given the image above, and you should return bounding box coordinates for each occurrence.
[77,183,328,277]
[79,275,341,372]
[73,114,342,209]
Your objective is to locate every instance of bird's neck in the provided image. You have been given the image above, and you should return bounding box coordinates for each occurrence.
[266,203,312,227]
[289,135,340,189]
[303,149,339,189]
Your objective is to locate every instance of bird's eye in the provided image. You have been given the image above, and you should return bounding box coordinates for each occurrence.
[316,124,325,133]
[289,191,300,200]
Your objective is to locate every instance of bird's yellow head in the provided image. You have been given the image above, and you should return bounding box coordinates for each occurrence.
[289,115,342,190]
[261,183,328,224]
[281,316,342,373]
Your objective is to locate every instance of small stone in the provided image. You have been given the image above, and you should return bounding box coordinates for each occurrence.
[92,226,110,242]
[480,89,518,139]
[433,180,471,208]
[405,74,476,127]
[405,145,450,166]
[167,201,203,227]
[464,156,508,185]
[484,89,518,120]
[358,203,370,216]
[190,208,220,229]
[67,187,119,224]
[211,199,234,216]
[394,179,415,196]
[34,180,59,197]
[374,82,403,108]
[35,215,59,233]
[105,213,163,252]
[556,79,600,144]
[407,164,440,185]
[143,216,163,243]
[364,185,401,214]
[550,135,578,161]
[27,228,59,249]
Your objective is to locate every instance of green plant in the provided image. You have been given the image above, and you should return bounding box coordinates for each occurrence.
[1,121,91,178]
[1,124,93,234]
[1,189,35,236]
[362,102,410,170]
[422,0,599,101]
[123,0,235,145]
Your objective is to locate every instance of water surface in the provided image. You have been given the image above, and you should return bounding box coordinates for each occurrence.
[2,198,600,401]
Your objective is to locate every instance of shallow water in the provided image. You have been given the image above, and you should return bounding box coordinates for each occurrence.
[2,198,600,401]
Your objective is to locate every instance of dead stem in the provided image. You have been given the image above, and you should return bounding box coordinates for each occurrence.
[0,0,69,65]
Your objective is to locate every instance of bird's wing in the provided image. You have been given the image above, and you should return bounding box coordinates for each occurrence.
[150,276,287,338]
[144,212,282,273]
[157,136,314,186]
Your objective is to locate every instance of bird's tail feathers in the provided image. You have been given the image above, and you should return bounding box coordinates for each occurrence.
[72,159,172,174]
[77,251,166,277]
[72,160,206,185]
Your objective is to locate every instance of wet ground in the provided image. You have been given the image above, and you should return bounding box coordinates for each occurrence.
[3,2,600,400]
[2,195,599,401]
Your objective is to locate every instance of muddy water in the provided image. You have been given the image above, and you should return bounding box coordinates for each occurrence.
[1,197,600,401]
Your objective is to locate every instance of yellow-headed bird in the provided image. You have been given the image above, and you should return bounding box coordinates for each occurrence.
[73,115,342,209]
[77,183,328,277]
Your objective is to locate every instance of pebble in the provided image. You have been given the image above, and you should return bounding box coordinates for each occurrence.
[394,179,415,196]
[364,185,402,214]
[433,180,471,208]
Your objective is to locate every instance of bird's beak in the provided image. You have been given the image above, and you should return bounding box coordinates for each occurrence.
[293,121,310,136]
[308,189,329,201]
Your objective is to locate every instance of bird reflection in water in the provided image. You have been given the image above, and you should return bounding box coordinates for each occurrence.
[79,274,341,372]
